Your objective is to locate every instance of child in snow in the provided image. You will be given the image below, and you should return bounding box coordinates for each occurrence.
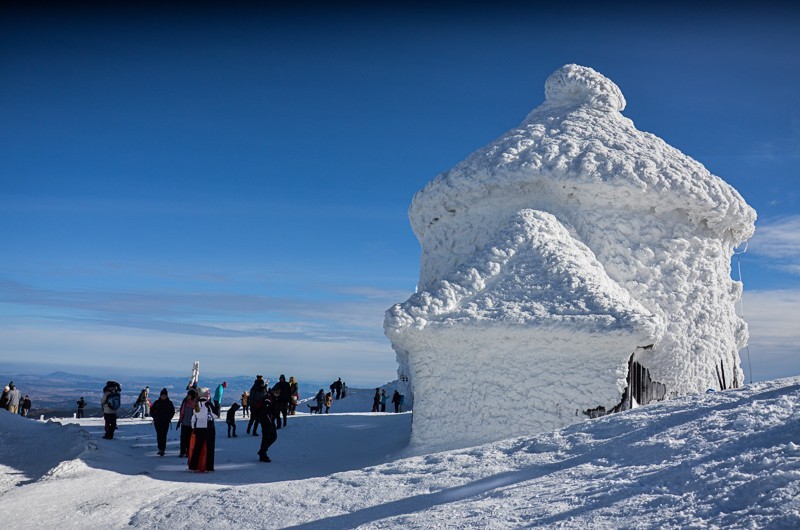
[325,392,332,414]
[226,402,240,437]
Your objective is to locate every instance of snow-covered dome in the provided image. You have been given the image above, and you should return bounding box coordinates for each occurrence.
[409,64,755,276]
[543,63,626,112]
[386,64,756,453]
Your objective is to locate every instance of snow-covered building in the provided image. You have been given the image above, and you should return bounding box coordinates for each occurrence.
[384,64,756,452]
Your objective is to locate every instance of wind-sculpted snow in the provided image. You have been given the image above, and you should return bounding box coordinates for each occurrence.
[1,378,798,528]
[386,64,757,451]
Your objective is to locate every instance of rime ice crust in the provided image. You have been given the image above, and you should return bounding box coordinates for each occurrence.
[385,64,757,452]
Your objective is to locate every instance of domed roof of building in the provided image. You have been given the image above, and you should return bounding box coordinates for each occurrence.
[409,64,755,244]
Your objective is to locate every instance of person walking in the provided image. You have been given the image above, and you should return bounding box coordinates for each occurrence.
[247,375,267,436]
[255,389,278,462]
[189,387,218,472]
[226,402,240,437]
[176,388,197,458]
[325,392,332,414]
[150,388,175,456]
[380,389,387,412]
[76,397,87,418]
[314,388,325,413]
[333,378,343,400]
[392,390,402,413]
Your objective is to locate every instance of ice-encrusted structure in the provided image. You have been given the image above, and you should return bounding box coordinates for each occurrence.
[384,64,757,452]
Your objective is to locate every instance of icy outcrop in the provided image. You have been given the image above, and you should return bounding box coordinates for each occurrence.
[385,64,756,452]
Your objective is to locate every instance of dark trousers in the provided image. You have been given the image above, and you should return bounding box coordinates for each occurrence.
[381,403,386,412]
[227,422,236,437]
[189,425,215,471]
[154,421,170,452]
[274,401,288,428]
[180,424,192,456]
[77,409,84,418]
[242,405,249,417]
[258,417,277,457]
[247,415,259,435]
[103,413,117,438]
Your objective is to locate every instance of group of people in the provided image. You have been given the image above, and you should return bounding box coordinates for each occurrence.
[0,382,31,417]
[373,388,404,413]
[95,374,405,473]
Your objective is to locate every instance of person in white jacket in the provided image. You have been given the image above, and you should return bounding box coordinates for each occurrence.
[189,388,219,472]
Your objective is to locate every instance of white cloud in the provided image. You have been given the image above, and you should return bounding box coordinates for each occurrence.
[748,215,800,261]
[0,323,398,387]
[739,289,800,382]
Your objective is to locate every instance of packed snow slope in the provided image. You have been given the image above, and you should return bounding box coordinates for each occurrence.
[1,378,799,528]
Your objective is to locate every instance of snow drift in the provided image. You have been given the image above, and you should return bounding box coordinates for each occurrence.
[1,378,799,528]
[385,64,757,452]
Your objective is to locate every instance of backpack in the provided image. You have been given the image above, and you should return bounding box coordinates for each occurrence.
[105,381,121,411]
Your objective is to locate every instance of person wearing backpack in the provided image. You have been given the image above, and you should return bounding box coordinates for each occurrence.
[101,381,122,439]
[150,388,175,456]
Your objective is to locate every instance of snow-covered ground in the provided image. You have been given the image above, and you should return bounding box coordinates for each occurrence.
[1,379,799,528]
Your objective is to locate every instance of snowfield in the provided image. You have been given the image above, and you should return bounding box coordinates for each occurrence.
[1,379,799,528]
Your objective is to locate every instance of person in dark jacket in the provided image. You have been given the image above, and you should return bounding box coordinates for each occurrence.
[226,402,240,437]
[392,390,402,413]
[247,375,267,436]
[271,374,291,429]
[21,395,31,417]
[150,388,175,456]
[255,390,278,462]
[176,388,197,458]
[372,388,380,413]
[76,397,87,418]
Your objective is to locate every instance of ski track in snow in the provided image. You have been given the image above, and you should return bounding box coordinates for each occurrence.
[1,379,799,528]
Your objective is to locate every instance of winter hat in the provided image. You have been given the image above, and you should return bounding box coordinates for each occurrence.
[256,375,263,380]
[200,387,211,399]
[280,374,286,381]
[160,388,168,397]
[187,388,197,398]
[222,381,227,388]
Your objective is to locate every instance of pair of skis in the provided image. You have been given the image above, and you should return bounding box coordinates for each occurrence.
[187,361,200,390]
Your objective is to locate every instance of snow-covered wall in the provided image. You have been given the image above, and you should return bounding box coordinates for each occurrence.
[385,64,756,452]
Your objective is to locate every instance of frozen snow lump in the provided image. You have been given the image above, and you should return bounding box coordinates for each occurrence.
[386,64,756,453]
[544,63,626,112]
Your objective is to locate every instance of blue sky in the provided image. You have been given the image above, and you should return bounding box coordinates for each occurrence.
[1,2,799,385]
